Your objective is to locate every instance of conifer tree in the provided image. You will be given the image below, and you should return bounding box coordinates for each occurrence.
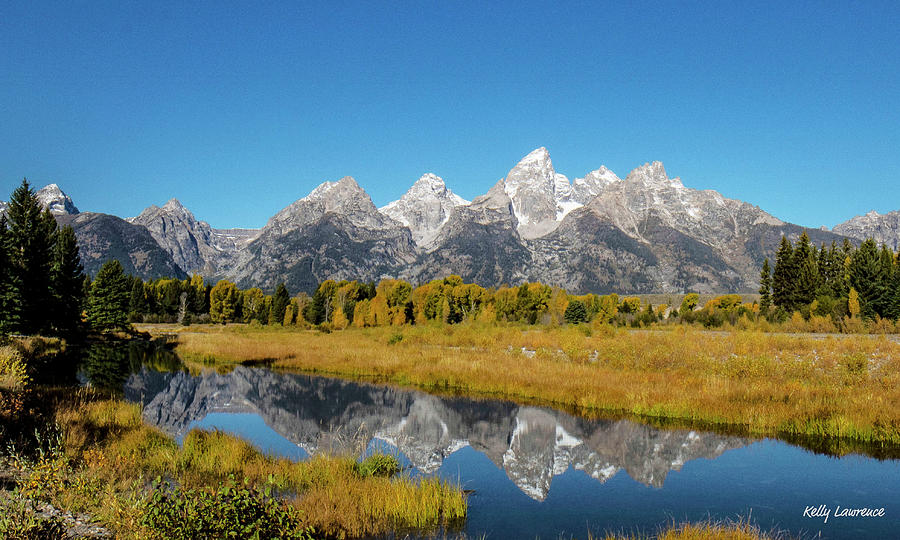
[6,179,58,334]
[0,217,22,334]
[794,232,819,307]
[848,239,889,319]
[758,258,772,314]
[772,236,796,311]
[86,260,131,331]
[50,225,85,334]
[271,283,290,326]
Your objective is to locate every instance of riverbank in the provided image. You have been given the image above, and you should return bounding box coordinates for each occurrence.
[0,339,466,539]
[157,323,900,453]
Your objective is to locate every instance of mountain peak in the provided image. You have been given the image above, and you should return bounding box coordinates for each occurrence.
[36,183,79,215]
[380,173,468,245]
[163,198,186,211]
[519,147,550,165]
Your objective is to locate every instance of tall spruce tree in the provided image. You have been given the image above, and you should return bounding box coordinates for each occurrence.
[6,179,58,334]
[271,283,290,326]
[0,217,22,334]
[86,260,131,331]
[772,236,797,311]
[50,225,86,335]
[848,239,889,319]
[794,231,819,307]
[758,258,772,314]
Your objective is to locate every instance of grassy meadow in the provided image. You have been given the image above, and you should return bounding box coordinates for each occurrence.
[160,322,900,453]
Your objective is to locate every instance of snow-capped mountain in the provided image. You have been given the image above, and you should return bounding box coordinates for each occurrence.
[227,176,416,292]
[483,147,619,239]
[379,173,468,246]
[265,176,400,236]
[833,210,900,250]
[36,184,80,215]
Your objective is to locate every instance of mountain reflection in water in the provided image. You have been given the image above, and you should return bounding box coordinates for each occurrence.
[125,365,746,500]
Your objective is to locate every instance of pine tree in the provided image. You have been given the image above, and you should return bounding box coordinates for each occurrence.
[848,239,889,319]
[758,258,772,314]
[794,231,819,307]
[86,260,131,331]
[50,225,85,335]
[0,217,22,335]
[772,236,797,311]
[563,299,588,324]
[129,278,147,317]
[6,179,58,334]
[271,283,290,326]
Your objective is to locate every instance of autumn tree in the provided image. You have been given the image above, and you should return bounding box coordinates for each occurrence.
[210,280,240,324]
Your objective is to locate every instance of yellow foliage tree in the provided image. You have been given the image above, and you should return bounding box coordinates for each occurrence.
[333,306,349,330]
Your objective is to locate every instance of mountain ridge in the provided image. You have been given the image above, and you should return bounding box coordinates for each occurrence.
[4,149,887,293]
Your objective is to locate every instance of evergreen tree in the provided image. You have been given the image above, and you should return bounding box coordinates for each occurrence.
[6,179,58,334]
[848,239,889,319]
[758,258,772,314]
[86,260,131,331]
[129,278,147,317]
[794,232,819,307]
[563,299,588,324]
[772,236,797,311]
[0,217,22,334]
[50,225,85,335]
[271,283,290,326]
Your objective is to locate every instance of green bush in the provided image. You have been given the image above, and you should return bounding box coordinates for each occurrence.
[355,454,401,478]
[387,332,403,345]
[140,477,315,540]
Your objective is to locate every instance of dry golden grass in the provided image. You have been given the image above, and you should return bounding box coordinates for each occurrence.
[161,323,900,448]
[602,519,779,539]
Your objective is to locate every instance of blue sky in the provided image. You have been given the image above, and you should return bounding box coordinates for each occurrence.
[1,1,898,229]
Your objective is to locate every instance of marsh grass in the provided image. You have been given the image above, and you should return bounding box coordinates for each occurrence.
[8,385,465,539]
[164,323,900,450]
[599,517,793,539]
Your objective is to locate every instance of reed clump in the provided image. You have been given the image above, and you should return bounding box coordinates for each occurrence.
[603,518,783,539]
[166,323,900,448]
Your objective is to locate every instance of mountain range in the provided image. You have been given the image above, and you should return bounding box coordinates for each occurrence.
[4,149,898,293]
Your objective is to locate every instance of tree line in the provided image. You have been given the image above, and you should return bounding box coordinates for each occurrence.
[759,231,900,322]
[128,274,674,329]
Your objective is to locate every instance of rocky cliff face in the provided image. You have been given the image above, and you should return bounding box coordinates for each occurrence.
[56,212,187,279]
[128,366,747,501]
[834,210,900,250]
[128,198,258,277]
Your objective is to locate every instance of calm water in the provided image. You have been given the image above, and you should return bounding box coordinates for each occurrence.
[76,342,900,539]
